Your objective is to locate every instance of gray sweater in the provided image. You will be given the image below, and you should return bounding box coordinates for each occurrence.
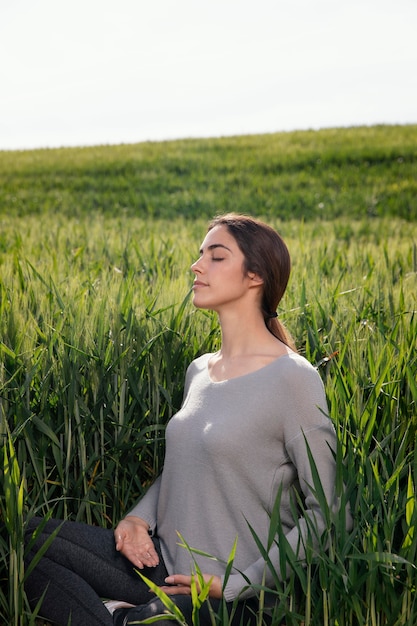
[129,352,340,601]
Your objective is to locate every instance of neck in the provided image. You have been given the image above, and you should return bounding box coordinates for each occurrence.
[216,308,273,359]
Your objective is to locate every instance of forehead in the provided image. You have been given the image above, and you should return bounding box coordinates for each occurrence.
[200,224,237,250]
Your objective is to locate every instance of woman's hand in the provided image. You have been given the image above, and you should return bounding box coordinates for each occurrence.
[114,516,159,569]
[160,574,223,599]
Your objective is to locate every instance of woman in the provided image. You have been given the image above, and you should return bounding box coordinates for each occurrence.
[26,214,344,625]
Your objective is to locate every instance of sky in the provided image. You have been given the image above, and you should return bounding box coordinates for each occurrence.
[1,0,416,151]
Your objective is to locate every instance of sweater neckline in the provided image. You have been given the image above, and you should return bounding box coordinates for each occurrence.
[205,351,298,384]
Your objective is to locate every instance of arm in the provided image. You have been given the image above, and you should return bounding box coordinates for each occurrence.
[127,474,162,533]
[223,361,351,602]
[223,420,340,601]
[116,365,194,571]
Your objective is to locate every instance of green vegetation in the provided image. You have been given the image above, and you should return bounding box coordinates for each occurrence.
[1,124,416,221]
[0,125,416,624]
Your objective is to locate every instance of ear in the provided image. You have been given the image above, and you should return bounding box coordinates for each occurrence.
[247,271,264,286]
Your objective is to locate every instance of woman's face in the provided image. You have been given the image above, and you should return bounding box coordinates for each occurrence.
[191,224,258,313]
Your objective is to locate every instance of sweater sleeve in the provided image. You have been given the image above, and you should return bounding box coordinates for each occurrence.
[127,475,162,534]
[223,360,349,601]
[223,422,339,600]
[123,363,196,534]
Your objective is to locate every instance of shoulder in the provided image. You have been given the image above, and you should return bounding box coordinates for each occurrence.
[276,353,323,385]
[272,354,334,443]
[187,352,213,372]
[274,353,328,410]
[184,353,212,383]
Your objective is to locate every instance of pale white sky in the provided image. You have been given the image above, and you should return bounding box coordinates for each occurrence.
[1,0,416,150]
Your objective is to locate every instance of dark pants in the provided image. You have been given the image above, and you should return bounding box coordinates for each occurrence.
[112,595,261,626]
[24,518,266,626]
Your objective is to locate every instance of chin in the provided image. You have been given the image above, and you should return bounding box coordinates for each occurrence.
[192,298,212,312]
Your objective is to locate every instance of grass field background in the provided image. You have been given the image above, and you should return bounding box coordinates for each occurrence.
[1,124,416,221]
[1,125,416,624]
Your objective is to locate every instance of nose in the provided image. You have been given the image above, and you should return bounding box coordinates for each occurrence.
[191,258,202,274]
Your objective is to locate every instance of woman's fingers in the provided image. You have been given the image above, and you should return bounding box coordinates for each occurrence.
[160,584,191,595]
[161,575,192,594]
[133,548,159,568]
[164,575,190,586]
[114,520,159,567]
[161,574,223,599]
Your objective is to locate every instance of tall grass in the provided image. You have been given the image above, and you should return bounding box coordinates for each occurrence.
[1,210,416,623]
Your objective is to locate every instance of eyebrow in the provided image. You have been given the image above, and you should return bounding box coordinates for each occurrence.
[199,243,233,254]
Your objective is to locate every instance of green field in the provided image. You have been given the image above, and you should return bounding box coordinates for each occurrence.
[1,125,417,625]
[1,124,416,221]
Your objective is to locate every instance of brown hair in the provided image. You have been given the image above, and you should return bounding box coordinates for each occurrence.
[208,213,296,350]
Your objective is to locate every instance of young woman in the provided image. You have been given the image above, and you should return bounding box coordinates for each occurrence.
[26,214,345,625]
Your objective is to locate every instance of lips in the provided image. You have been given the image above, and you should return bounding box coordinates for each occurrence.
[192,281,207,288]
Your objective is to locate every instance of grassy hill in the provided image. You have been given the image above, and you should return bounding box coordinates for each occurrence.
[1,124,417,625]
[1,124,416,220]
